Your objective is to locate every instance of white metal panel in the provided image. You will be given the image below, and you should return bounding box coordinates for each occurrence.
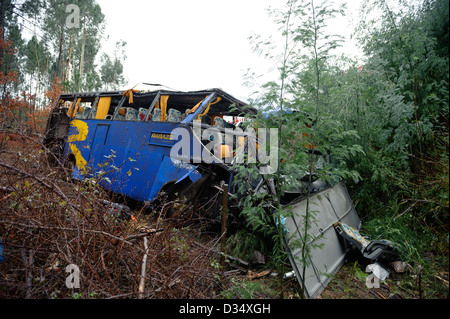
[282,182,361,299]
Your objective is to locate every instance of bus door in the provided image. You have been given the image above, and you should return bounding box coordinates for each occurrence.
[88,123,110,167]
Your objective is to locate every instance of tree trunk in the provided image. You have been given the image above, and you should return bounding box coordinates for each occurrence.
[78,26,86,92]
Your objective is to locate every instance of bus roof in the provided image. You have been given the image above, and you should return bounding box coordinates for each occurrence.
[57,88,256,117]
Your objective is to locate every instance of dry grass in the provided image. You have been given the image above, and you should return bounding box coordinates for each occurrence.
[0,128,226,299]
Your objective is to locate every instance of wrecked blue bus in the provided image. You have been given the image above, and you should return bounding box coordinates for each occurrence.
[43,88,260,209]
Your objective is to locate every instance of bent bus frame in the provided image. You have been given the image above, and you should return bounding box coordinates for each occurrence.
[43,88,259,212]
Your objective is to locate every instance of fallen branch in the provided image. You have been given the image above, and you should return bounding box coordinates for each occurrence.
[125,228,164,241]
[193,241,249,267]
[138,236,149,299]
[0,160,81,213]
[434,273,449,288]
[247,269,272,280]
[376,291,387,299]
[0,220,140,251]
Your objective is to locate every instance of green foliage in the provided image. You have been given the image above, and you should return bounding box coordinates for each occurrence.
[347,0,449,227]
[41,0,107,91]
[1,0,128,97]
[221,277,279,299]
[236,0,366,299]
[100,40,127,90]
[236,0,448,298]
[363,214,422,262]
[226,229,271,264]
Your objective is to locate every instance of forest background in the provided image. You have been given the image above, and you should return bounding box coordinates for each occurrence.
[0,0,448,299]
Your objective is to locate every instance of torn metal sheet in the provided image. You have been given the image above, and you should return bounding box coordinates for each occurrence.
[282,181,361,299]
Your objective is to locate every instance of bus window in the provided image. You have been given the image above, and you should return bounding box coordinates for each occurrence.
[75,103,92,119]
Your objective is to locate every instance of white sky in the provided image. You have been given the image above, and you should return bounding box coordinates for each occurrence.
[96,0,364,101]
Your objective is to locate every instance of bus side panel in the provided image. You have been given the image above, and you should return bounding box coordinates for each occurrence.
[66,119,185,201]
[97,121,170,201]
[63,119,208,203]
[148,155,200,201]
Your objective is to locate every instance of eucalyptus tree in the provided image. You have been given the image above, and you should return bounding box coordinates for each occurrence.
[233,0,363,298]
[41,0,105,92]
[0,0,28,98]
[100,40,127,91]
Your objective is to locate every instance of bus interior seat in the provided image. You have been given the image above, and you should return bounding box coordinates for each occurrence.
[87,106,97,119]
[125,107,139,121]
[167,108,182,123]
[152,108,161,122]
[76,106,90,119]
[182,109,191,121]
[138,108,148,121]
[334,222,399,262]
[213,117,225,128]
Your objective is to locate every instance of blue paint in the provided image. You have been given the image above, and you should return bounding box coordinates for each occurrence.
[0,238,4,263]
[62,94,224,204]
[149,156,200,199]
[175,165,202,184]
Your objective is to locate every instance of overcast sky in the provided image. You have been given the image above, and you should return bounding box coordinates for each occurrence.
[95,0,364,101]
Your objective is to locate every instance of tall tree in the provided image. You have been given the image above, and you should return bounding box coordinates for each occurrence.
[41,0,105,92]
[100,40,127,90]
